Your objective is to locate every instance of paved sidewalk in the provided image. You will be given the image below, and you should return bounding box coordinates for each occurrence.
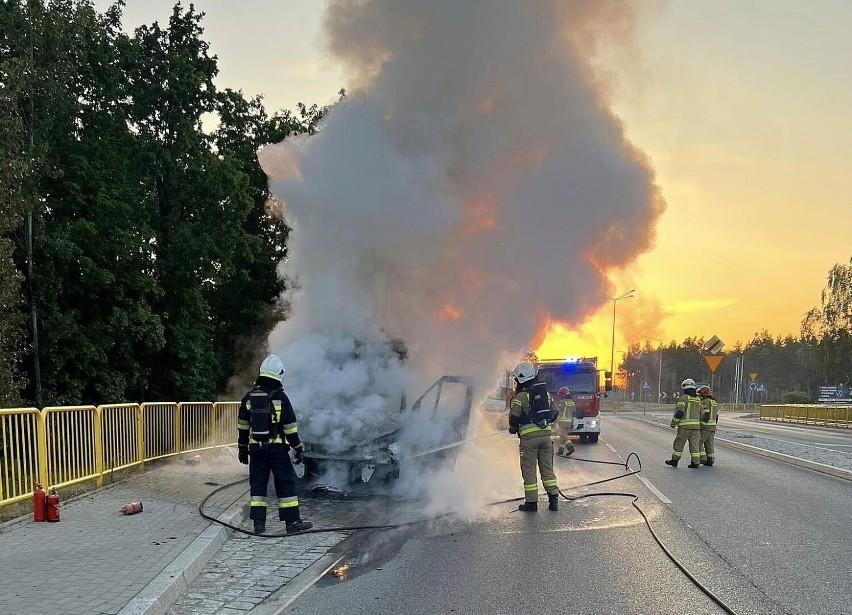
[0,448,420,615]
[0,449,250,615]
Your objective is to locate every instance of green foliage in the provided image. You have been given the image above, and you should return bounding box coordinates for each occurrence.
[1,1,324,406]
[780,391,810,404]
[0,90,29,405]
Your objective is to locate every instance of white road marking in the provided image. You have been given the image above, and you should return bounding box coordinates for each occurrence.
[638,477,672,504]
[606,443,617,454]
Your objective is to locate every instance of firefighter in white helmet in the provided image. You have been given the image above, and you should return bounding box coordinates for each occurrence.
[697,385,718,466]
[237,355,312,534]
[508,363,560,512]
[665,378,702,468]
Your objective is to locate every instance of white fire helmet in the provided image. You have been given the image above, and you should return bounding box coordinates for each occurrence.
[513,363,537,384]
[259,355,285,383]
[681,378,696,390]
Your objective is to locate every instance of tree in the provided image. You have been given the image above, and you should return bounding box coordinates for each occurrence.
[0,88,29,405]
[5,0,167,405]
[801,258,852,386]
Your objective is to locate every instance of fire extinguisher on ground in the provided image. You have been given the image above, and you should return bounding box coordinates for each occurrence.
[33,482,46,522]
[46,487,60,522]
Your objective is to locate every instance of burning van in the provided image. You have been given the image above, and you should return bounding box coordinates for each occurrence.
[301,375,474,484]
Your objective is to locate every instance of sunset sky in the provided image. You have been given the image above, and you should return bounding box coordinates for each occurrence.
[105,0,852,370]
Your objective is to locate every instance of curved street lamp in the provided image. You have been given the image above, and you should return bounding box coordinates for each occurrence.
[609,289,635,387]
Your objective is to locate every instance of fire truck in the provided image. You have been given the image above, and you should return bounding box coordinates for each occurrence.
[525,357,610,443]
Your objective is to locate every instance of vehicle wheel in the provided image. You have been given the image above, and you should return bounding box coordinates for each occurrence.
[589,433,599,443]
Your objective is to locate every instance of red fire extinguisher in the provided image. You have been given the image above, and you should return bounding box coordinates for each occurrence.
[46,487,60,522]
[33,482,47,522]
[119,501,143,515]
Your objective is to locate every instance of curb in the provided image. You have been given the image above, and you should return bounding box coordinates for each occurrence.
[633,417,852,481]
[117,489,248,615]
[248,551,349,614]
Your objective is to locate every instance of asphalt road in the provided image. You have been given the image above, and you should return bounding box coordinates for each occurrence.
[284,417,851,615]
[716,413,852,451]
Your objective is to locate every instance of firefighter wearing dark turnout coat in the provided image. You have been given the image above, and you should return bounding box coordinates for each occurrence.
[665,378,702,468]
[237,355,312,534]
[508,363,560,512]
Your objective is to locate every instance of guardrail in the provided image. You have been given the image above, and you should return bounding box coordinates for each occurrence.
[760,404,851,427]
[0,401,240,510]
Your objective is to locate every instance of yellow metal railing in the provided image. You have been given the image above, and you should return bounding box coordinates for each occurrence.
[760,404,851,427]
[0,400,240,510]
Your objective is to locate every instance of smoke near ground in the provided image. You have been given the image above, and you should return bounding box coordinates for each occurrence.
[258,0,664,504]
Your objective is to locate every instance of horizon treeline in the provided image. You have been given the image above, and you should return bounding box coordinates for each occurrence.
[0,0,327,407]
[2,2,850,409]
[621,257,852,404]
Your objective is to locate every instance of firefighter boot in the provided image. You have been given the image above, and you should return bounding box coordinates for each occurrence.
[687,462,701,469]
[286,519,314,534]
[556,446,565,456]
[548,494,559,511]
[704,460,714,467]
[664,459,678,467]
[253,520,266,534]
[517,502,538,512]
[565,444,575,456]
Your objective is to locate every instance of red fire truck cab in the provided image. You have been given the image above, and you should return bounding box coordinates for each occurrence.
[535,357,610,443]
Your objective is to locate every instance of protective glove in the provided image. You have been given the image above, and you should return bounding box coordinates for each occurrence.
[702,412,711,423]
[292,445,304,465]
[238,446,249,465]
[508,425,518,435]
[673,409,684,420]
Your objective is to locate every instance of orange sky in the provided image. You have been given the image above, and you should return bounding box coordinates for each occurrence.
[108,0,852,369]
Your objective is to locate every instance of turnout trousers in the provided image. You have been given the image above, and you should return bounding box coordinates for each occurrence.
[248,443,300,523]
[554,423,575,455]
[519,431,559,503]
[671,427,700,464]
[699,429,716,463]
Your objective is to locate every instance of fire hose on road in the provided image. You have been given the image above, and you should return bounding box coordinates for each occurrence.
[198,441,741,615]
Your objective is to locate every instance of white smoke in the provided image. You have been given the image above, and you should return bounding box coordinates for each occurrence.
[258,0,664,501]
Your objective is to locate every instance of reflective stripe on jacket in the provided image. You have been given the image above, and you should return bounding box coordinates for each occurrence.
[510,390,554,437]
[700,397,718,430]
[557,400,575,424]
[674,394,701,428]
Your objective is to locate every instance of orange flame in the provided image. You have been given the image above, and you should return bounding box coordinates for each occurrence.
[439,304,462,321]
[331,563,350,579]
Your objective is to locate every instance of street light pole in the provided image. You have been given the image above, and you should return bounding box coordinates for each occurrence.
[610,289,636,390]
[644,336,662,407]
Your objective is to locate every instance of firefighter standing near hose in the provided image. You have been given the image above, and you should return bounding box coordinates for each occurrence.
[697,385,718,466]
[237,355,312,535]
[553,386,576,457]
[508,363,560,512]
[665,378,702,468]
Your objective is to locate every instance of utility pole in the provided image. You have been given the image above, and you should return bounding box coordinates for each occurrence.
[610,289,635,388]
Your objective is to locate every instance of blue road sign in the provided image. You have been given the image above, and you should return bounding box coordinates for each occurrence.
[749,382,758,391]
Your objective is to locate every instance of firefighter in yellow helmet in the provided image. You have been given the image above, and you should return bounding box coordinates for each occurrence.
[553,386,576,457]
[697,385,718,466]
[508,363,560,512]
[665,378,702,468]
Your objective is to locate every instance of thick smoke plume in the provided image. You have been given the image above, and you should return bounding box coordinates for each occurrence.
[258,0,664,500]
